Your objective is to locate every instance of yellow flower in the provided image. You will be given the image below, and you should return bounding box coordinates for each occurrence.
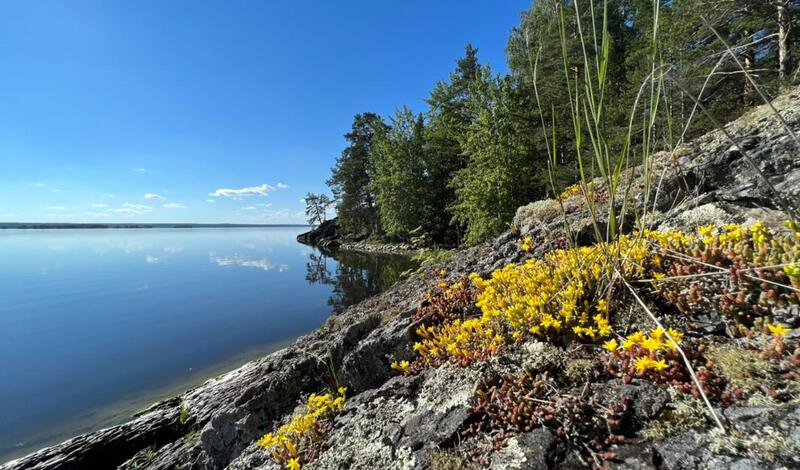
[634,356,654,373]
[627,331,646,345]
[651,359,668,372]
[666,328,684,344]
[287,458,301,470]
[338,386,347,396]
[698,224,714,237]
[767,322,790,337]
[640,337,663,352]
[596,299,608,313]
[258,433,276,449]
[390,360,409,372]
[602,338,619,351]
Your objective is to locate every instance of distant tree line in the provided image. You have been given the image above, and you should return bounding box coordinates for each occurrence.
[319,0,800,247]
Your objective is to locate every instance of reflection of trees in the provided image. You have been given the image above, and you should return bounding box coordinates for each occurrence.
[304,249,417,313]
[305,252,334,285]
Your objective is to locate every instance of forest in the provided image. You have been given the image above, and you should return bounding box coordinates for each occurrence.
[315,0,800,247]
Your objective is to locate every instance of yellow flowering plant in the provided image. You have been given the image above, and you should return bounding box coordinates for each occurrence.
[257,387,347,469]
[407,223,796,396]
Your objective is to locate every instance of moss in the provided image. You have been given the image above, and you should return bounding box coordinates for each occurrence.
[430,449,471,470]
[564,358,600,385]
[707,345,774,395]
[640,387,708,440]
[703,426,796,463]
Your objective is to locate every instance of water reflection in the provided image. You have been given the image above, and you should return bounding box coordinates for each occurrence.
[212,256,277,271]
[305,249,418,312]
[0,228,416,462]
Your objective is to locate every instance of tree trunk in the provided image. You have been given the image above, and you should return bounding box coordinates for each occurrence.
[777,1,792,81]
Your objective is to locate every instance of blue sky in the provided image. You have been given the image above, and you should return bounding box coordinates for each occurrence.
[0,1,529,224]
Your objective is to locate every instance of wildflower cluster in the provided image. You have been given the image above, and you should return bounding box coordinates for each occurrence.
[407,222,795,378]
[557,182,609,205]
[559,183,582,200]
[604,328,684,379]
[649,222,800,327]
[466,371,629,465]
[257,387,347,469]
[604,328,739,403]
[412,234,654,366]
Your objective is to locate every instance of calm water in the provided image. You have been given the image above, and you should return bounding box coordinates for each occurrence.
[0,227,416,462]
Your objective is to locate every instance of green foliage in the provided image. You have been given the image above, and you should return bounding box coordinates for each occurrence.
[327,113,386,237]
[424,44,483,245]
[178,400,190,427]
[450,71,552,245]
[371,108,431,240]
[325,0,800,247]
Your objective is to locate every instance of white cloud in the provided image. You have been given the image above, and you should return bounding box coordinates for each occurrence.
[85,211,111,218]
[213,256,275,271]
[34,182,45,187]
[206,199,216,203]
[91,203,109,208]
[209,183,274,198]
[276,182,289,189]
[133,168,146,173]
[145,255,160,264]
[144,193,165,200]
[241,206,257,211]
[47,206,68,210]
[256,203,272,207]
[108,203,152,214]
[163,203,185,209]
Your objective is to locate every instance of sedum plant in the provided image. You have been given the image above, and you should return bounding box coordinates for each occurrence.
[257,387,347,470]
[407,222,798,370]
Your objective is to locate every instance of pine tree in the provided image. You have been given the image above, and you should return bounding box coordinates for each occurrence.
[327,113,386,236]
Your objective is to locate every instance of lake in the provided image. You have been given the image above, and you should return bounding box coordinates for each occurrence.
[0,227,417,463]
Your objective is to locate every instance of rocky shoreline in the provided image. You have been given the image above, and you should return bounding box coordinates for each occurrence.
[4,87,800,470]
[296,220,418,255]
